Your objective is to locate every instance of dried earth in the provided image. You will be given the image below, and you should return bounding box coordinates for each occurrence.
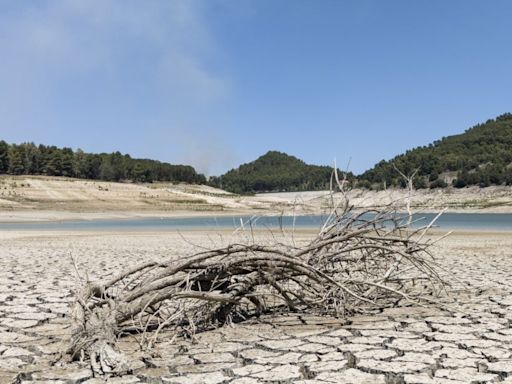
[0,230,511,383]
[1,176,512,224]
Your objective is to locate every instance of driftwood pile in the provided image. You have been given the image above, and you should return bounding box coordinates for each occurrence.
[67,200,446,375]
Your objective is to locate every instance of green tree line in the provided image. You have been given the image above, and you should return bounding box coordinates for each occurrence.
[3,113,511,192]
[0,141,206,184]
[358,113,512,189]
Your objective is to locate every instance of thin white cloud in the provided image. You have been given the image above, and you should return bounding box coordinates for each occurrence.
[0,0,233,173]
[158,51,230,105]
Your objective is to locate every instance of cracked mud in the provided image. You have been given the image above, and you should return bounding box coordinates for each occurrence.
[0,231,511,383]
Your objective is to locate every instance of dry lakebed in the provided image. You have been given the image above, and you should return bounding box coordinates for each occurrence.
[0,228,511,383]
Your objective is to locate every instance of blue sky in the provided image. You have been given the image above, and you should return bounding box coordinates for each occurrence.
[0,1,511,175]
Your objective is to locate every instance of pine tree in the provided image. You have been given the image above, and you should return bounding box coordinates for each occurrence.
[0,141,9,173]
[46,151,63,176]
[8,146,25,175]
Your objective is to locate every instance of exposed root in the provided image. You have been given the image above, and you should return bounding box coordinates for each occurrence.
[67,194,448,374]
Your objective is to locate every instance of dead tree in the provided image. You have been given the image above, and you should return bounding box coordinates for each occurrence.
[392,164,419,225]
[67,174,447,375]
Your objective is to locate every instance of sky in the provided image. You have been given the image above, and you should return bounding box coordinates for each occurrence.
[0,0,511,176]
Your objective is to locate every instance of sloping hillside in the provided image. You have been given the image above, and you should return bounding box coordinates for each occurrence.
[359,113,512,189]
[210,151,348,194]
[0,175,276,214]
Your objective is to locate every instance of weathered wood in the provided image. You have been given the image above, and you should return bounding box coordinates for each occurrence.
[68,201,446,375]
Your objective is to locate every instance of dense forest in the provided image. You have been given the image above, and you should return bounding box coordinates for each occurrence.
[2,113,512,192]
[359,113,512,189]
[209,151,352,194]
[0,141,205,184]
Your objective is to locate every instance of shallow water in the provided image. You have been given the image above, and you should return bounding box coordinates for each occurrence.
[1,213,512,231]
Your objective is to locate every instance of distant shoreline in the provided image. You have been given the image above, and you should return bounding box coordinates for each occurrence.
[1,207,512,224]
[1,211,512,235]
[0,175,511,224]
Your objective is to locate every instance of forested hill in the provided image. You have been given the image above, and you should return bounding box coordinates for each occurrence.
[209,151,351,194]
[359,113,512,189]
[3,113,512,191]
[0,141,206,184]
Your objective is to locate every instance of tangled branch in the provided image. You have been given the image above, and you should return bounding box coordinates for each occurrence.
[67,200,447,375]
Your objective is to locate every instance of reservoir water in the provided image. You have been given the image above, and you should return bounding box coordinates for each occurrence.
[0,213,512,231]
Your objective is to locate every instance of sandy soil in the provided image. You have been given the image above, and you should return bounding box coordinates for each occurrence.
[258,186,512,213]
[0,175,300,220]
[0,229,511,383]
[1,176,512,223]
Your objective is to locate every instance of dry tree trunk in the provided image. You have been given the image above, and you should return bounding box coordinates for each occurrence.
[392,163,420,225]
[67,179,447,375]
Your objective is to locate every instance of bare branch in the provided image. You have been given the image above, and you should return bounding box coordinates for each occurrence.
[66,176,447,375]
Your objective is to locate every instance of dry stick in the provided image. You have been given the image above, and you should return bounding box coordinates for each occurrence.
[69,253,84,284]
[122,245,299,303]
[416,209,447,243]
[262,272,298,311]
[68,191,448,373]
[428,230,454,246]
[361,165,427,299]
[333,158,351,212]
[104,261,161,290]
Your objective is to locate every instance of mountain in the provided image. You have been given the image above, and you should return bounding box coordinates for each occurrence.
[210,151,349,194]
[359,113,512,189]
[0,141,206,184]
